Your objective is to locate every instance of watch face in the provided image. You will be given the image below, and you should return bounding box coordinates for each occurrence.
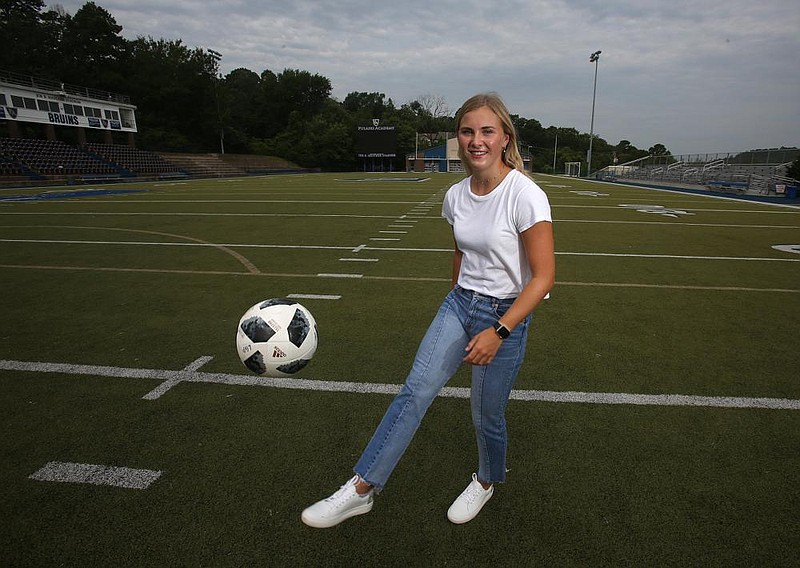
[494,322,510,339]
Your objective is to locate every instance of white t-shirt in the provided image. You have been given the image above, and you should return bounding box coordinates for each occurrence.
[442,169,552,299]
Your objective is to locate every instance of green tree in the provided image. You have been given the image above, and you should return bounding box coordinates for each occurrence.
[60,1,126,88]
[342,91,389,118]
[0,0,65,77]
[648,143,670,156]
[267,100,355,170]
[276,68,332,119]
[254,68,331,139]
[125,37,219,151]
[224,68,262,145]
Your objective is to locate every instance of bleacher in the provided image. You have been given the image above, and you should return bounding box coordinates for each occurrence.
[0,138,194,184]
[158,153,302,177]
[0,153,24,176]
[0,137,304,186]
[0,138,117,179]
[158,153,245,178]
[85,143,185,178]
[603,150,799,197]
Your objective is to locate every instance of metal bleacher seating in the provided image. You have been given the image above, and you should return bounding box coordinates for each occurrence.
[0,137,116,178]
[85,143,184,177]
[606,150,798,196]
[0,138,299,184]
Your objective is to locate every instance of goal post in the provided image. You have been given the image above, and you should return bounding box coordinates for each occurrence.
[565,161,581,177]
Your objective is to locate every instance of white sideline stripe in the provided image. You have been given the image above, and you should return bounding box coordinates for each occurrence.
[2,238,798,262]
[287,294,342,300]
[338,258,379,262]
[380,231,407,234]
[29,461,162,489]
[1,359,798,410]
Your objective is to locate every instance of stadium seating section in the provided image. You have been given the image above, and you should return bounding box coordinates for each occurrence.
[605,152,798,196]
[0,138,301,185]
[0,138,117,178]
[85,143,184,177]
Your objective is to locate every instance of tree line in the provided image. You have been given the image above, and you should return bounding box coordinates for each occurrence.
[2,0,670,172]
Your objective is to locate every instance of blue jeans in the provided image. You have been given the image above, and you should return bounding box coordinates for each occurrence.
[354,286,531,490]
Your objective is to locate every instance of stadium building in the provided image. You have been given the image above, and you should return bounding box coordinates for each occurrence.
[0,69,137,146]
[406,137,532,173]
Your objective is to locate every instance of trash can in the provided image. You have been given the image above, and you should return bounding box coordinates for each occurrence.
[787,186,798,199]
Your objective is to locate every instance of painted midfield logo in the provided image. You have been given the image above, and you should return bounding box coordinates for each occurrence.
[772,244,800,255]
[619,204,694,218]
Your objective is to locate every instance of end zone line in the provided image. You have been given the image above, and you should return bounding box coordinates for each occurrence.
[1,358,798,410]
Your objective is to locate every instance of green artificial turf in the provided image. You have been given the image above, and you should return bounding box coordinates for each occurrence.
[1,172,798,566]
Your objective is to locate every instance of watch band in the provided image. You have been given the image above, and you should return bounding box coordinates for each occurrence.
[493,321,510,340]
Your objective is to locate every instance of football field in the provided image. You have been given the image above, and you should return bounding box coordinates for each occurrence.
[1,172,799,566]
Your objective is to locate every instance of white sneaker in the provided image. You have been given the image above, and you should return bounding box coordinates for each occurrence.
[301,475,374,528]
[447,473,494,524]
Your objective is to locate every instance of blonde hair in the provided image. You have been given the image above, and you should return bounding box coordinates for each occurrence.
[455,92,527,176]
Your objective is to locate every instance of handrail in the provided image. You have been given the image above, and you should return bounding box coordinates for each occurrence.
[0,68,131,105]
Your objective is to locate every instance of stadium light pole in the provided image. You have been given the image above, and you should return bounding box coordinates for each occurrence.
[587,50,601,178]
[208,49,225,154]
[553,132,558,174]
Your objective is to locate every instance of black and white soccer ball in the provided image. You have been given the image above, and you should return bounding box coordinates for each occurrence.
[236,299,318,377]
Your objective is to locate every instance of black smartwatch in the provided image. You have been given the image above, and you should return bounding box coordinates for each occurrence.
[493,321,511,340]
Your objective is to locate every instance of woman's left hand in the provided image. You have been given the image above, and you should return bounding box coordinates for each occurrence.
[463,328,503,366]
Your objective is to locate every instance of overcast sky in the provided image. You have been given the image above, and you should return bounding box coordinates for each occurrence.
[50,0,799,155]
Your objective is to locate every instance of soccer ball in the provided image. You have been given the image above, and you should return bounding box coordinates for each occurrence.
[236,298,318,377]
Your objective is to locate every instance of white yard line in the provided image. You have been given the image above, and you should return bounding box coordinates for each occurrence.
[1,358,798,410]
[0,264,796,292]
[1,238,798,263]
[142,356,214,400]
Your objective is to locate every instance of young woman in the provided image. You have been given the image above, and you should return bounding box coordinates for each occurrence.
[302,93,555,528]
